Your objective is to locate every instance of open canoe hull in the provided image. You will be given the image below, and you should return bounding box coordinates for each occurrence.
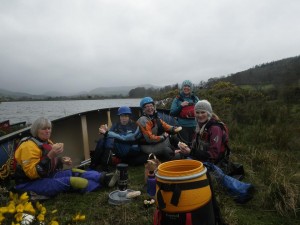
[0,107,176,180]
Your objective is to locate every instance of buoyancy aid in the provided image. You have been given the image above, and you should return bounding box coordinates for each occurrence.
[14,137,58,184]
[192,119,230,163]
[138,112,165,145]
[176,95,198,119]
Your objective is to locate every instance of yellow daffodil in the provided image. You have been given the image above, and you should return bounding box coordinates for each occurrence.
[37,213,45,221]
[72,213,86,221]
[19,192,29,203]
[36,201,42,211]
[14,212,23,222]
[40,206,46,215]
[7,203,16,214]
[0,213,5,223]
[79,214,86,221]
[0,206,8,213]
[24,202,35,215]
[11,222,21,225]
[16,203,25,213]
[48,220,59,225]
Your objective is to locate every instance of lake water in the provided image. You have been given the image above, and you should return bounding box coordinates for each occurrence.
[0,99,140,125]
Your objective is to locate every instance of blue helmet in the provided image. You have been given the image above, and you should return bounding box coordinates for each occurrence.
[140,97,154,108]
[117,106,132,115]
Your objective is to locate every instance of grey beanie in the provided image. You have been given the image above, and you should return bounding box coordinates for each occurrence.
[195,100,212,116]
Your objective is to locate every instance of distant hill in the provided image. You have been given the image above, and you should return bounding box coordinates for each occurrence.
[0,88,47,99]
[0,84,161,99]
[88,84,159,96]
[217,55,300,86]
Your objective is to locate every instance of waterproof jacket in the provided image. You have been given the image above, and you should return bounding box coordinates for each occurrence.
[190,118,228,163]
[14,137,61,184]
[137,113,175,144]
[170,92,199,128]
[104,120,141,157]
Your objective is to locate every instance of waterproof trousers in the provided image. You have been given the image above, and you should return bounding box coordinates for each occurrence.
[15,169,103,196]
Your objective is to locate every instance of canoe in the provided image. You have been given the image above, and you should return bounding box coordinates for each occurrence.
[0,107,176,180]
[0,120,27,137]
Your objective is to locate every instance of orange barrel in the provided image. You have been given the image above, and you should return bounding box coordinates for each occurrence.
[155,159,211,213]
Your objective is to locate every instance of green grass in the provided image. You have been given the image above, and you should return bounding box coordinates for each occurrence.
[2,162,298,225]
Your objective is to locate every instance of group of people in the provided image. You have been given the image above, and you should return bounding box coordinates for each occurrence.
[13,80,230,198]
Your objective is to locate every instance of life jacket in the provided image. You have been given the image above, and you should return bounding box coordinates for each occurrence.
[176,95,198,119]
[195,120,230,163]
[138,113,165,145]
[13,137,55,183]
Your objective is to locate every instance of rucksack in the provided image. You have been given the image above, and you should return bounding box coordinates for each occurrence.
[203,120,231,163]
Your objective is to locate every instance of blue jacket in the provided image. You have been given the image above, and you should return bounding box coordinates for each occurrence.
[105,120,141,157]
[170,92,199,128]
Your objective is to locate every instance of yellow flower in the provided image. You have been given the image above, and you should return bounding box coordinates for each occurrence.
[40,206,46,215]
[16,203,25,213]
[24,202,36,215]
[37,213,45,221]
[12,222,21,225]
[0,207,8,213]
[72,213,86,221]
[48,220,59,225]
[7,203,16,214]
[36,201,42,211]
[9,192,19,203]
[19,192,29,203]
[0,213,5,223]
[14,212,23,222]
[79,215,86,221]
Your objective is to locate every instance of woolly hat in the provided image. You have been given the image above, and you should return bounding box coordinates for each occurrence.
[195,100,212,116]
[181,80,193,89]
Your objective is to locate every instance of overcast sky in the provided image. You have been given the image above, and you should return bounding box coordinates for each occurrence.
[0,0,299,95]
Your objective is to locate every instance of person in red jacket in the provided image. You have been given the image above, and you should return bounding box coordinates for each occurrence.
[177,100,229,164]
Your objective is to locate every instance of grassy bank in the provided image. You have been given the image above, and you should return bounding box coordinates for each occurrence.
[1,82,299,224]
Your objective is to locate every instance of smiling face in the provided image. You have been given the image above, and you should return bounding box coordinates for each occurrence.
[195,110,209,123]
[182,85,191,96]
[37,126,52,141]
[143,103,155,116]
[119,114,130,125]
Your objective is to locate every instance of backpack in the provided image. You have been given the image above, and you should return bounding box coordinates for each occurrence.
[203,120,231,163]
[204,121,245,178]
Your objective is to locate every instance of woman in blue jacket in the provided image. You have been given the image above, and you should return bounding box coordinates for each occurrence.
[170,80,199,145]
[90,106,148,170]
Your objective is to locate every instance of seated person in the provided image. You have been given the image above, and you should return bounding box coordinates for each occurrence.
[90,106,148,170]
[14,117,114,197]
[137,97,182,161]
[176,100,230,165]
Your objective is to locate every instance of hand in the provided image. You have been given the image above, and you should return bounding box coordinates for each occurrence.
[180,146,191,155]
[62,156,72,166]
[163,132,169,139]
[181,101,189,107]
[99,124,108,134]
[174,126,182,133]
[48,143,64,159]
[174,149,181,154]
[178,142,191,154]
